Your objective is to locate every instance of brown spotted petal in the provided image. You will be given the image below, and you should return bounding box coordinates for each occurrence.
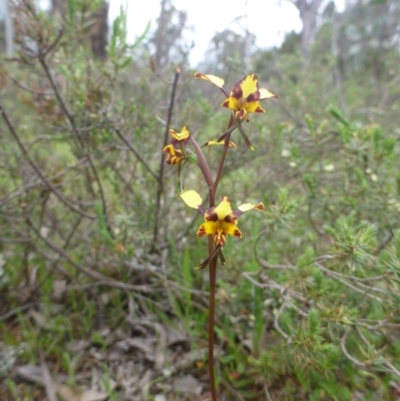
[163,144,184,165]
[182,194,265,255]
[199,197,243,246]
[204,197,236,223]
[221,74,277,123]
[169,125,191,145]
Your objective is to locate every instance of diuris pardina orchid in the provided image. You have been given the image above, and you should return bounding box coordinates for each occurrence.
[162,71,276,401]
[163,125,191,165]
[194,72,278,150]
[163,125,236,165]
[180,189,264,269]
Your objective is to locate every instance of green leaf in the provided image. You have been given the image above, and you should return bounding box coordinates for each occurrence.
[326,104,350,127]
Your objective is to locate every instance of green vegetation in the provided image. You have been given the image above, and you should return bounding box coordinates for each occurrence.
[1,0,400,400]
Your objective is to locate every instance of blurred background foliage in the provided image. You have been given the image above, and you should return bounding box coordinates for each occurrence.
[1,0,400,400]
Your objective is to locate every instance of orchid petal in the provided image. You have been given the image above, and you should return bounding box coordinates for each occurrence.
[169,125,190,141]
[238,74,260,100]
[180,190,203,211]
[194,72,225,89]
[260,88,278,100]
[163,144,184,165]
[197,221,216,237]
[204,140,237,148]
[205,196,235,222]
[237,202,265,213]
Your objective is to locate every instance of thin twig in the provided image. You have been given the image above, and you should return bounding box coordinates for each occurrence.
[26,216,155,293]
[0,156,89,205]
[0,302,36,322]
[38,55,114,238]
[264,384,274,401]
[0,103,95,219]
[340,330,367,367]
[152,67,180,249]
[274,100,306,128]
[241,271,307,303]
[355,326,400,378]
[256,257,296,270]
[221,378,245,401]
[315,262,384,301]
[357,319,400,330]
[384,361,400,379]
[114,127,158,181]
[214,114,235,191]
[39,349,58,401]
[274,300,292,341]
[8,75,53,95]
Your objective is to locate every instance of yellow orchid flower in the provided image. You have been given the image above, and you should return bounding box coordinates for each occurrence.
[195,72,277,123]
[163,143,185,165]
[222,74,277,123]
[169,125,190,143]
[198,196,264,246]
[180,190,264,268]
[163,126,191,165]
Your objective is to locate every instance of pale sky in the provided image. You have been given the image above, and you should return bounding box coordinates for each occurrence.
[36,0,345,66]
[109,0,346,66]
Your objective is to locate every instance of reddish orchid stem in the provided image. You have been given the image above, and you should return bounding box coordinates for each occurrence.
[214,114,235,191]
[208,238,218,401]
